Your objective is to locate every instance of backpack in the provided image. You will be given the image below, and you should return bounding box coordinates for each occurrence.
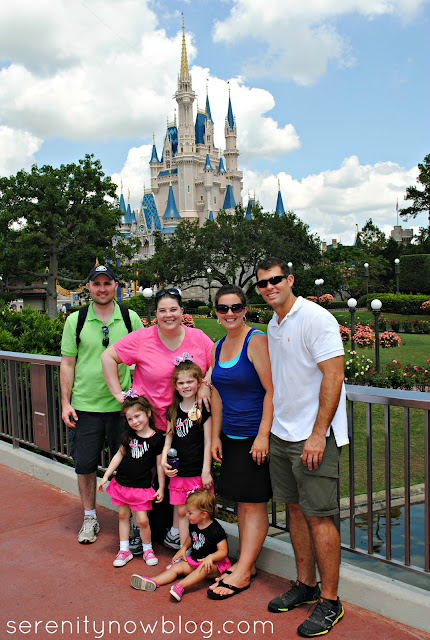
[75,303,132,349]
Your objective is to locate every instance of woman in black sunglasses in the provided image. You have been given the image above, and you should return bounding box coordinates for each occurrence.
[207,284,273,600]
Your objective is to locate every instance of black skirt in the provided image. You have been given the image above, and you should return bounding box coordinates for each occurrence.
[218,433,272,503]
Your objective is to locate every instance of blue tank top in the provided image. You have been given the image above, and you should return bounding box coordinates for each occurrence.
[212,328,266,437]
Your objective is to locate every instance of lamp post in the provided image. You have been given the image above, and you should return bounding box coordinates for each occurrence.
[364,263,369,308]
[143,287,153,325]
[206,267,212,305]
[371,299,382,372]
[347,298,357,351]
[287,262,293,276]
[394,258,400,293]
[314,278,324,303]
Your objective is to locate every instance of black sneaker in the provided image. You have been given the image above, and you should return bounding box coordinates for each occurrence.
[129,516,143,556]
[297,597,344,637]
[268,580,320,613]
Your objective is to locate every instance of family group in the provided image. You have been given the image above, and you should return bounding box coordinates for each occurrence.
[60,257,347,638]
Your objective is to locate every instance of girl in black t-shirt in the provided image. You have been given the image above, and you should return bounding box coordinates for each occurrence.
[130,489,231,601]
[161,360,213,551]
[98,394,165,569]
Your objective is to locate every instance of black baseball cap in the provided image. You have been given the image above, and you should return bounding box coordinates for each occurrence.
[87,265,117,282]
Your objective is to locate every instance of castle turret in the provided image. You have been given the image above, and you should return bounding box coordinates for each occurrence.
[275,179,285,216]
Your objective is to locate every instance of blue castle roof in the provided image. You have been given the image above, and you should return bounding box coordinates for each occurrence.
[195,111,207,145]
[245,198,255,220]
[217,157,226,173]
[204,153,213,171]
[227,96,234,130]
[275,190,285,216]
[119,193,126,214]
[150,143,159,163]
[161,126,178,161]
[163,185,181,219]
[223,183,236,210]
[208,210,214,221]
[142,192,162,231]
[206,94,213,122]
[158,168,178,177]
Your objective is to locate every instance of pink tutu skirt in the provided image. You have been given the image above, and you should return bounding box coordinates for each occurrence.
[106,477,156,511]
[186,554,231,575]
[169,475,214,505]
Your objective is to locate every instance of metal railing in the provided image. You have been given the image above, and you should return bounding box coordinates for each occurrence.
[1,350,429,578]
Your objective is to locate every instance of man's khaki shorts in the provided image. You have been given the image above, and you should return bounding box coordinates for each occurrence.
[269,430,341,517]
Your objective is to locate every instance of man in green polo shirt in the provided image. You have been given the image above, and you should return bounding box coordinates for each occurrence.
[60,265,142,543]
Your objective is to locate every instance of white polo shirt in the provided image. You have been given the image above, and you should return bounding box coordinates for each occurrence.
[268,296,348,447]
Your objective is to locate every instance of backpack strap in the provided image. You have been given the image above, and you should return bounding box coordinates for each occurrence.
[75,305,89,349]
[75,303,132,351]
[118,304,132,335]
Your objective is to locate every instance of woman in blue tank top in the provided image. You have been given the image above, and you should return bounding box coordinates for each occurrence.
[207,284,273,600]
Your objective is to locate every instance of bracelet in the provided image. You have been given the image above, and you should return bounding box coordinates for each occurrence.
[202,379,213,390]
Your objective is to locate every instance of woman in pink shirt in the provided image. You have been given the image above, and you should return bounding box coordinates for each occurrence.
[101,288,213,550]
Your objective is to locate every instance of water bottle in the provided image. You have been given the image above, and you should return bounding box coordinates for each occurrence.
[167,447,180,472]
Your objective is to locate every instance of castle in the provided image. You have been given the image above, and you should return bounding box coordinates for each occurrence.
[118,20,286,262]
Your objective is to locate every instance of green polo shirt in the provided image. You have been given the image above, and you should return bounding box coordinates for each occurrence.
[61,302,142,412]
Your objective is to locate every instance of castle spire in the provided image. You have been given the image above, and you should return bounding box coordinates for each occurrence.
[227,87,234,131]
[275,178,285,216]
[180,14,190,81]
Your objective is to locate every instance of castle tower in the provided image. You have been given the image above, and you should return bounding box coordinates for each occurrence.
[224,87,242,206]
[275,179,285,215]
[174,17,198,218]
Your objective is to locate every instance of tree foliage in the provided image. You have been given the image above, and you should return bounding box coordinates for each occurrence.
[139,205,322,296]
[0,155,138,317]
[399,153,430,226]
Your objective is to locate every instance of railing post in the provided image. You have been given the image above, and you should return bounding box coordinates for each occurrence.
[30,363,55,451]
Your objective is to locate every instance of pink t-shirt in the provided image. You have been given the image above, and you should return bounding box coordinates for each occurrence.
[114,325,213,430]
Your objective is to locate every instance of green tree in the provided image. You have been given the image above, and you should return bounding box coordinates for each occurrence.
[0,155,138,317]
[399,153,430,227]
[356,218,387,254]
[142,205,321,296]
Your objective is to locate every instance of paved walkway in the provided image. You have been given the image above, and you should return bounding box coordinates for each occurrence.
[1,464,428,640]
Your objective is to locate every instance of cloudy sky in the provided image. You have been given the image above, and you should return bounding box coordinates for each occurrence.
[1,0,429,244]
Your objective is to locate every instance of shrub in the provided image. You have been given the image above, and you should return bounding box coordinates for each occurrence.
[379,331,401,348]
[412,318,430,334]
[339,325,351,343]
[421,300,430,312]
[353,323,374,348]
[198,306,210,316]
[344,351,374,384]
[389,317,400,331]
[306,296,318,303]
[364,293,430,314]
[319,294,334,308]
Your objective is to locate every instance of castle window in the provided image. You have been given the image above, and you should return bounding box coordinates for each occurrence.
[214,197,216,204]
[200,196,203,200]
[187,185,190,192]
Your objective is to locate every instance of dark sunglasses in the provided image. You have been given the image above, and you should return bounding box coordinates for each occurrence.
[215,303,245,314]
[155,288,181,298]
[101,325,109,348]
[255,275,288,289]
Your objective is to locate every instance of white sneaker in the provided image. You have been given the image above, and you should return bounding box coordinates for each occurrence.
[78,516,100,544]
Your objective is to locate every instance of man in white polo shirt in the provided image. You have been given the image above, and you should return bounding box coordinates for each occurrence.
[256,257,348,638]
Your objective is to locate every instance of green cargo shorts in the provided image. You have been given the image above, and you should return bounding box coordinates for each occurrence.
[269,430,341,517]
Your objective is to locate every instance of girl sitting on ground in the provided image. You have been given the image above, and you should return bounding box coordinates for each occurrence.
[130,489,230,601]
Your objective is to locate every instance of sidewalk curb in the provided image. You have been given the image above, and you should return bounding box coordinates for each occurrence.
[1,441,429,633]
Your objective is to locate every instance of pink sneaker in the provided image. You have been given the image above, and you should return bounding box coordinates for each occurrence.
[130,574,158,591]
[113,549,133,567]
[143,549,158,566]
[170,583,184,601]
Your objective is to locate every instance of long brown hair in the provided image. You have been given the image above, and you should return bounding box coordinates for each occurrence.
[120,395,155,446]
[167,360,203,435]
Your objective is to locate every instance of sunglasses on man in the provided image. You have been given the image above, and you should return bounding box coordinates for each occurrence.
[255,275,289,289]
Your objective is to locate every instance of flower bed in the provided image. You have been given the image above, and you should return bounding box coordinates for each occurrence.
[379,331,401,348]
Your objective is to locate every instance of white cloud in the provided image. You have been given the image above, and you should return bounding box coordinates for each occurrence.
[0,1,195,141]
[213,0,427,84]
[244,156,421,244]
[0,126,42,176]
[111,144,152,206]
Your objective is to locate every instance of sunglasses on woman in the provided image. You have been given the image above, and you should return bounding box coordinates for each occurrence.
[215,303,245,314]
[155,288,181,298]
[255,275,288,289]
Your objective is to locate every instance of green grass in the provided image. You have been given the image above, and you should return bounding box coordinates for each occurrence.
[194,316,428,495]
